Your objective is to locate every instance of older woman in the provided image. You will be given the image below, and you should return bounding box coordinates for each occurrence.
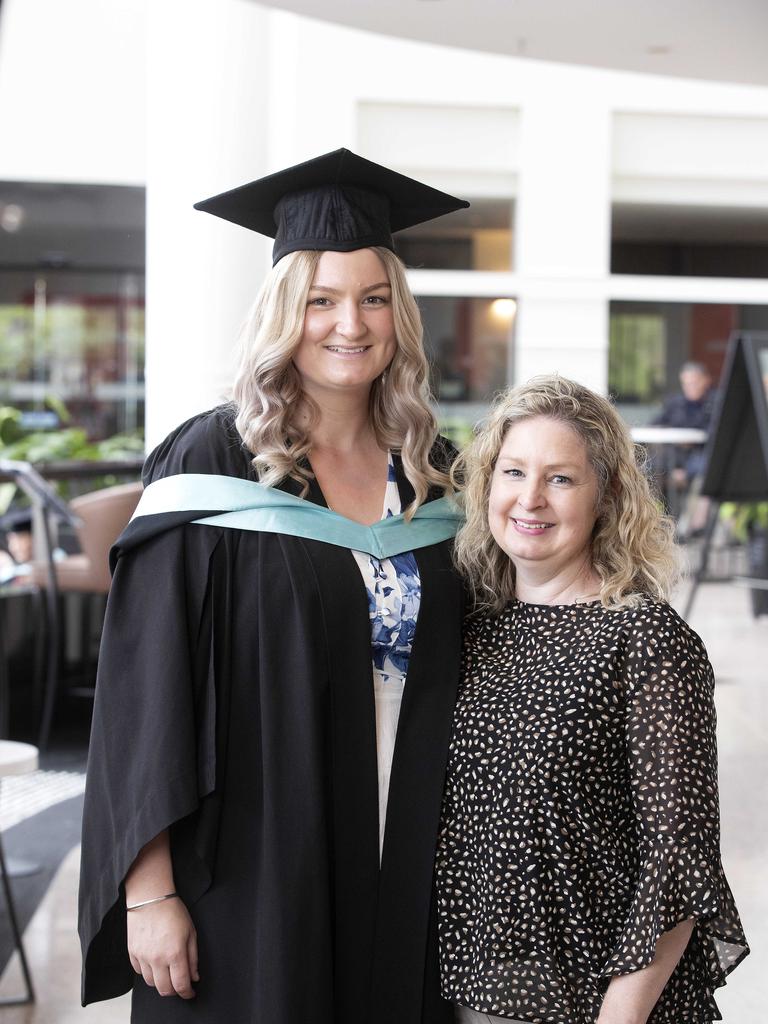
[436,375,748,1024]
[79,150,466,1024]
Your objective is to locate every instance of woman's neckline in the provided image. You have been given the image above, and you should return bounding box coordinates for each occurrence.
[322,450,398,522]
[510,596,603,610]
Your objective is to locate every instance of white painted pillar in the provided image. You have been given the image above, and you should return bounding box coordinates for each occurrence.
[0,0,146,185]
[513,94,612,392]
[145,0,273,449]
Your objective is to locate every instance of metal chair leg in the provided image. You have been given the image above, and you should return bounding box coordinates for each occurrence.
[32,588,47,714]
[36,585,60,752]
[37,508,61,752]
[0,822,35,1004]
[0,609,8,742]
[682,500,721,621]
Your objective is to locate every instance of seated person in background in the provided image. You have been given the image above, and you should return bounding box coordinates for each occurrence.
[0,510,33,581]
[652,361,716,490]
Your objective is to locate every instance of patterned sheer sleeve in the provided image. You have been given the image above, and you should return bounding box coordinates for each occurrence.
[600,604,749,1021]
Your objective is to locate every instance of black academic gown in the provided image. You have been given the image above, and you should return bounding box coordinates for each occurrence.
[78,405,462,1024]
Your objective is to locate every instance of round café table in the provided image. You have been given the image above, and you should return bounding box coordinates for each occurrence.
[630,426,707,445]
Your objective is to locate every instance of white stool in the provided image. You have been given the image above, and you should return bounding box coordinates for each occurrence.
[0,740,38,1004]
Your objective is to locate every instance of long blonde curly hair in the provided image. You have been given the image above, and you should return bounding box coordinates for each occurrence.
[452,374,679,612]
[231,246,451,516]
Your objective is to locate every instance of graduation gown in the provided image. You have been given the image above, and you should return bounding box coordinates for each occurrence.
[78,405,463,1024]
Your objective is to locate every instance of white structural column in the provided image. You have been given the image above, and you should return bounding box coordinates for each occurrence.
[513,93,612,392]
[145,0,273,449]
[0,0,146,185]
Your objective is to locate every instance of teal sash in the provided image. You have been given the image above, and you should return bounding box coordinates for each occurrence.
[132,473,462,558]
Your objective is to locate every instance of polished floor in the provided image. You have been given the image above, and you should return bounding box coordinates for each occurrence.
[0,580,764,1022]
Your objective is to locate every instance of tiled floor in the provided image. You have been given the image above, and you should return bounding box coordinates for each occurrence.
[0,845,130,1023]
[0,580,764,1022]
[691,585,767,1022]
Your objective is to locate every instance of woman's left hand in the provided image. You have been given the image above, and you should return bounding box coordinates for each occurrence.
[127,896,199,998]
[596,919,694,1024]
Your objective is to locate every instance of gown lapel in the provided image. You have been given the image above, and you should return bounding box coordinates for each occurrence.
[295,454,461,1023]
[367,454,462,1022]
[299,465,381,1019]
[304,534,381,1021]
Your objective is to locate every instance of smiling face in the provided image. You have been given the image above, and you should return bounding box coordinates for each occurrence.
[292,248,397,401]
[488,415,601,583]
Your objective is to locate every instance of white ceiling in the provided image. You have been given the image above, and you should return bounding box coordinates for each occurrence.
[263,0,768,87]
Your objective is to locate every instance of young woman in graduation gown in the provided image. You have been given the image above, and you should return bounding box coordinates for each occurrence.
[78,150,468,1023]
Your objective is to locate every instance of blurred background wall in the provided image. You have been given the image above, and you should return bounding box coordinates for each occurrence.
[1,0,767,450]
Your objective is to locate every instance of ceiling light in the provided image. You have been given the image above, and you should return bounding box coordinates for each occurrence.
[0,203,25,232]
[490,298,517,321]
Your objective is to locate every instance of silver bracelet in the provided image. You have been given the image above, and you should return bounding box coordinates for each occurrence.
[126,892,179,912]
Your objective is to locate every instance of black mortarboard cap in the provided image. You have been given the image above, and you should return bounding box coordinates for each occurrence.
[194,148,470,265]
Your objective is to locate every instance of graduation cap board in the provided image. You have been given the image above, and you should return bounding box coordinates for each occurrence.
[194,148,470,265]
[700,331,768,501]
[683,331,768,619]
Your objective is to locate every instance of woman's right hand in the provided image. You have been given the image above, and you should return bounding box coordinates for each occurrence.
[127,897,199,999]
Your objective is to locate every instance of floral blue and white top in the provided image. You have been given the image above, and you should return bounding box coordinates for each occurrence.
[350,453,421,857]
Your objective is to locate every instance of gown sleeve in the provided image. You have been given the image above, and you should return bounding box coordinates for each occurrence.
[600,604,749,1018]
[78,411,233,1004]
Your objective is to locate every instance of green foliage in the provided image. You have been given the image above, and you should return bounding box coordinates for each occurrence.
[0,305,33,375]
[0,407,24,446]
[439,417,475,450]
[2,424,144,466]
[720,502,768,541]
[0,482,16,516]
[0,402,144,504]
[3,426,95,463]
[44,394,72,425]
[94,432,145,459]
[0,399,143,465]
[609,313,666,402]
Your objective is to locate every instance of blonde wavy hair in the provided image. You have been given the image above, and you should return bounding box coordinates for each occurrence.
[452,374,679,612]
[231,246,451,516]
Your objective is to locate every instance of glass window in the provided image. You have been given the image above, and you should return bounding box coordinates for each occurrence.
[609,312,667,405]
[419,295,515,404]
[0,182,145,443]
[0,269,144,440]
[396,199,513,271]
[609,300,768,421]
[611,202,768,278]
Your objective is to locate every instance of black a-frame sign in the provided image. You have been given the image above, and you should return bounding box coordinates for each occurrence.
[700,331,768,501]
[684,331,768,619]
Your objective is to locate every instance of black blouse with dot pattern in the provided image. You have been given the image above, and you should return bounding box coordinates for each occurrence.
[436,599,748,1024]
